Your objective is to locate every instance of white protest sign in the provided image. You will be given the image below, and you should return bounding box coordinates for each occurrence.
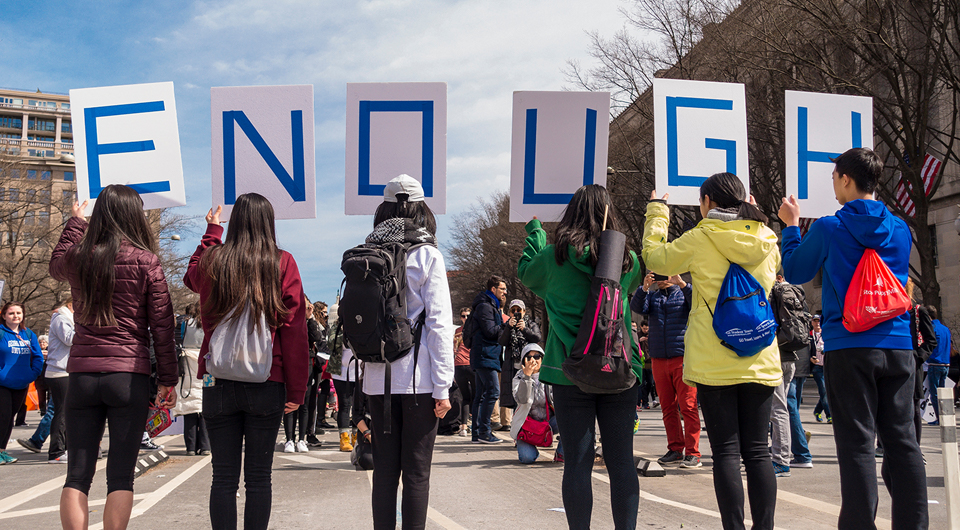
[69,82,186,210]
[509,91,611,223]
[785,91,873,219]
[345,83,446,215]
[653,79,748,206]
[211,85,316,221]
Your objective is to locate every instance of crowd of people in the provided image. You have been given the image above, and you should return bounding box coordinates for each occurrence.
[0,151,958,530]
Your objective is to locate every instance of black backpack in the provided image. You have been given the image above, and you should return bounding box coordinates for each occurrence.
[339,240,429,433]
[772,283,811,353]
[460,310,478,350]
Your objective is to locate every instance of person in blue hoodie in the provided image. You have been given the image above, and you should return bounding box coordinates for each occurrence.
[925,305,954,425]
[779,147,927,529]
[0,301,44,465]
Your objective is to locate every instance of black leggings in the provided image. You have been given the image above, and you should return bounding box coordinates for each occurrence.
[300,363,321,436]
[0,385,28,450]
[65,372,151,495]
[332,379,355,431]
[698,383,777,530]
[454,365,474,426]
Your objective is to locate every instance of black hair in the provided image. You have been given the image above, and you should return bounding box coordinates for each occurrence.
[486,275,506,291]
[927,305,938,320]
[554,184,633,274]
[699,172,768,224]
[373,194,437,235]
[830,148,881,194]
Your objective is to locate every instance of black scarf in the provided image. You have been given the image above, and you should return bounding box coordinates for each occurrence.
[366,217,437,247]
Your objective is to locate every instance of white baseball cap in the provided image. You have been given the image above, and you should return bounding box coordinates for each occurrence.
[383,174,425,203]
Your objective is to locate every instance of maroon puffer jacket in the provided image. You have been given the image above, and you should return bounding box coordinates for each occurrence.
[49,216,178,387]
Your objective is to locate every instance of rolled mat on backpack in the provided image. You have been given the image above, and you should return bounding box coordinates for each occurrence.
[595,230,626,281]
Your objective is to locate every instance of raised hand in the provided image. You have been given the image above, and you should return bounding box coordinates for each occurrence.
[206,205,223,225]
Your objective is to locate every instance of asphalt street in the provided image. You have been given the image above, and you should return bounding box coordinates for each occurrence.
[0,383,955,529]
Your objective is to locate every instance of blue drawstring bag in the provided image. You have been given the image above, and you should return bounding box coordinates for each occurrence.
[706,263,777,357]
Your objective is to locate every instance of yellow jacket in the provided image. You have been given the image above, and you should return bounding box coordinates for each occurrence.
[641,202,783,388]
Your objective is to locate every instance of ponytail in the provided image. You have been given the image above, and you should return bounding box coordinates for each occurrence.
[700,172,768,224]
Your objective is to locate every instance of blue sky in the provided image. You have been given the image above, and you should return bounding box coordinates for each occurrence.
[0,0,629,301]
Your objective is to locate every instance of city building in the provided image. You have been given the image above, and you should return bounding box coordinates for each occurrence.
[0,88,77,330]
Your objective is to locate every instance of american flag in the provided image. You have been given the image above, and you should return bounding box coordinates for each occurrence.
[798,218,816,237]
[895,154,942,217]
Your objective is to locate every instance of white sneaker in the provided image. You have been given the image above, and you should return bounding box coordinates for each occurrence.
[283,440,295,453]
[48,452,68,464]
[296,440,309,453]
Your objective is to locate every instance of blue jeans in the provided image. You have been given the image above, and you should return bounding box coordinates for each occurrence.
[203,379,286,530]
[788,377,812,462]
[517,416,561,464]
[927,365,949,421]
[811,364,831,418]
[553,383,639,530]
[29,399,55,445]
[471,367,499,439]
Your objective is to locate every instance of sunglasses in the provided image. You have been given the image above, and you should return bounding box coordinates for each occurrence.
[525,353,544,361]
[460,313,469,318]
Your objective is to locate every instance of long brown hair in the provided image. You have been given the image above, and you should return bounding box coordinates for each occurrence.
[72,185,158,326]
[554,184,633,274]
[199,193,287,331]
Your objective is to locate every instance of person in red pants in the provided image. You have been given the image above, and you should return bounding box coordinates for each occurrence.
[631,272,702,468]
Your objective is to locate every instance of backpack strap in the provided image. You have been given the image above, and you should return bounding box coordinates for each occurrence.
[380,311,427,435]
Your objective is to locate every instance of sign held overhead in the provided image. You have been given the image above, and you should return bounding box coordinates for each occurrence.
[509,91,611,223]
[211,85,316,221]
[69,82,186,210]
[345,82,447,215]
[653,79,749,206]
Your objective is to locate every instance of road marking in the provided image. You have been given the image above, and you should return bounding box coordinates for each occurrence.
[0,457,109,514]
[358,457,464,529]
[0,494,148,520]
[87,455,212,530]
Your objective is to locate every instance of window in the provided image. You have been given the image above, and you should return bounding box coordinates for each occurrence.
[8,188,20,202]
[25,189,36,203]
[23,211,34,226]
[62,190,73,207]
[9,170,19,180]
[38,190,49,204]
[27,118,56,132]
[38,211,50,225]
[63,171,74,182]
[61,103,70,110]
[22,234,34,246]
[0,116,23,129]
[61,122,72,133]
[40,171,50,180]
[27,149,54,157]
[60,137,72,144]
[0,98,23,105]
[27,170,37,180]
[0,187,4,200]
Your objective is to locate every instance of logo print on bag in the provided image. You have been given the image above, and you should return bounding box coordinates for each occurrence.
[355,315,363,324]
[601,363,613,373]
[875,276,884,288]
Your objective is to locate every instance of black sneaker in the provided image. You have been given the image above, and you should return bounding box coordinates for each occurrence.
[479,434,503,444]
[305,435,323,447]
[490,422,503,431]
[657,450,683,465]
[496,424,512,432]
[17,438,42,453]
[140,440,162,451]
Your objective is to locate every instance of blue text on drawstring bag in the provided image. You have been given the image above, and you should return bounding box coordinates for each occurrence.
[709,263,777,357]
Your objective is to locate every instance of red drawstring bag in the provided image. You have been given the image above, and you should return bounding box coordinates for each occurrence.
[842,249,912,332]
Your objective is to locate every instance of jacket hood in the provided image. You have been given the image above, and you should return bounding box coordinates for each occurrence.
[834,199,898,249]
[565,245,596,274]
[472,291,497,310]
[698,218,780,267]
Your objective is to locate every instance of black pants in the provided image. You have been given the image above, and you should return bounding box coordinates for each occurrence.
[46,376,69,459]
[182,413,210,453]
[697,383,777,530]
[317,379,332,429]
[826,348,928,530]
[552,383,639,530]
[282,410,300,442]
[0,385,28,450]
[454,365,474,425]
[204,379,286,530]
[638,367,655,406]
[65,373,151,495]
[332,379,355,431]
[301,363,321,436]
[367,393,438,530]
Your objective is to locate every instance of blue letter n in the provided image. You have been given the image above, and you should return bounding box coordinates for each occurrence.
[223,110,305,205]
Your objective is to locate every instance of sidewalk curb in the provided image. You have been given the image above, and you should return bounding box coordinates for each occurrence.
[133,449,169,479]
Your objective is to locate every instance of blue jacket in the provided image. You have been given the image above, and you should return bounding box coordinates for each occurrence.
[930,319,953,365]
[782,199,912,352]
[0,324,44,390]
[630,284,691,359]
[470,291,504,372]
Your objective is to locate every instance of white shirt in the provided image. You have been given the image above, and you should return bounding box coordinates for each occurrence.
[363,245,456,399]
[331,348,357,382]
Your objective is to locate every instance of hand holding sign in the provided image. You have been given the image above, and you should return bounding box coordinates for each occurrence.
[206,205,223,225]
[72,200,89,219]
[778,195,801,227]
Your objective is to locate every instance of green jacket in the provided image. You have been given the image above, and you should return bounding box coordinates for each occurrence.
[517,219,644,386]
